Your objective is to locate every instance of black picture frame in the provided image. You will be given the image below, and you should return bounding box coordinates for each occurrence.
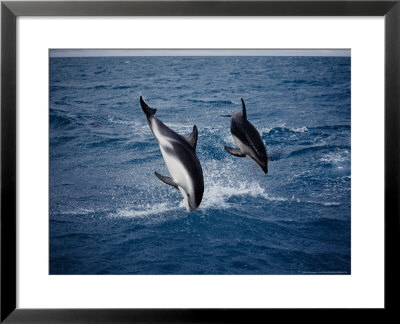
[1,0,399,322]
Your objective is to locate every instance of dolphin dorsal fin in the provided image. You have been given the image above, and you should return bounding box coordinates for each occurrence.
[140,96,157,117]
[241,98,247,119]
[187,125,198,150]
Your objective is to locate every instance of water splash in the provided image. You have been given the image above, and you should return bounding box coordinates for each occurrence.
[111,202,179,219]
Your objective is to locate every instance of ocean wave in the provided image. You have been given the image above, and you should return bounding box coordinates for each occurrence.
[288,195,341,207]
[107,116,137,126]
[319,150,350,164]
[261,126,308,135]
[313,125,350,131]
[50,85,71,91]
[92,85,108,90]
[188,98,237,105]
[50,114,75,128]
[288,145,349,157]
[304,200,342,207]
[292,126,309,133]
[55,207,96,215]
[112,85,132,90]
[85,136,125,148]
[281,79,312,85]
[262,125,350,136]
[307,217,349,230]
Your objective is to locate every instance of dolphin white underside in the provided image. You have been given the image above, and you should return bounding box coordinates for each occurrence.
[232,134,250,156]
[160,146,193,211]
[151,119,194,211]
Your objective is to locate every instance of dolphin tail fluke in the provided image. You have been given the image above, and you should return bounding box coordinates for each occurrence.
[241,98,247,119]
[224,146,246,157]
[155,172,179,190]
[140,96,157,117]
[186,125,198,150]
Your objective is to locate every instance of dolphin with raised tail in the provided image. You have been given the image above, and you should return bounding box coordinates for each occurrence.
[139,96,204,211]
[224,98,269,174]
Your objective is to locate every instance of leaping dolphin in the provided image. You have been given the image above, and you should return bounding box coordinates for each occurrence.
[224,98,268,174]
[140,96,204,211]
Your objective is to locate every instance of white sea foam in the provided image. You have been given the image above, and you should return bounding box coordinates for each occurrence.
[57,207,96,215]
[319,201,342,206]
[111,202,181,219]
[110,177,288,220]
[199,177,288,210]
[292,126,308,133]
[320,150,350,164]
[261,125,308,134]
[260,126,273,134]
[164,123,193,131]
[223,134,235,144]
[290,195,341,207]
[107,116,137,126]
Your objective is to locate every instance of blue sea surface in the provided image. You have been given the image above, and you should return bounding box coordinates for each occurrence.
[50,55,351,274]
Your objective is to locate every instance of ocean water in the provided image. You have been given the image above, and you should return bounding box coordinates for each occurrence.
[49,55,351,274]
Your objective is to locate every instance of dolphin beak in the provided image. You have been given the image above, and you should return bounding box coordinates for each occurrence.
[189,205,198,212]
[259,162,268,174]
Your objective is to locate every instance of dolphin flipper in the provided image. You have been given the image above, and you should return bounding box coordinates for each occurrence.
[224,146,246,157]
[186,125,198,150]
[140,96,157,117]
[155,172,179,190]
